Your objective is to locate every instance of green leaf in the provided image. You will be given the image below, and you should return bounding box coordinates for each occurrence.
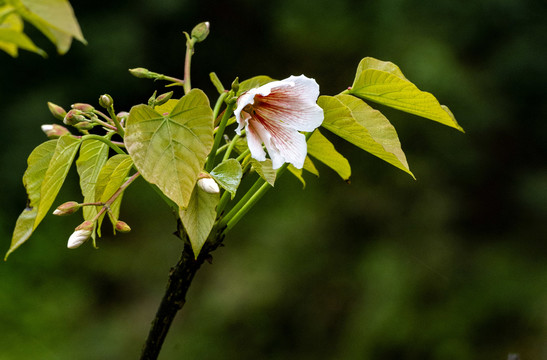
[76,139,109,221]
[10,0,86,54]
[35,135,81,228]
[303,156,319,176]
[307,129,351,181]
[0,11,46,56]
[318,94,414,178]
[250,158,276,186]
[238,75,274,95]
[288,165,306,188]
[94,154,133,234]
[126,89,214,209]
[5,140,57,259]
[349,57,463,131]
[179,185,219,257]
[154,98,178,115]
[210,159,242,199]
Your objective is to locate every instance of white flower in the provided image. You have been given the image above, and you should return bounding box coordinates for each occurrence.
[198,177,220,194]
[67,229,92,249]
[234,75,324,169]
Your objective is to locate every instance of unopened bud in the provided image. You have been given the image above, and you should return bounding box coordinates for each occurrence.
[115,220,131,233]
[67,221,94,249]
[155,91,173,106]
[53,201,81,216]
[99,94,113,109]
[71,103,95,113]
[231,77,240,94]
[129,67,159,79]
[117,111,129,127]
[198,177,220,194]
[47,102,67,121]
[41,124,70,138]
[191,21,210,43]
[74,121,95,131]
[63,109,86,125]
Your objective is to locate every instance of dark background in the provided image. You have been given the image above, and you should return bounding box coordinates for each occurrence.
[1,0,546,359]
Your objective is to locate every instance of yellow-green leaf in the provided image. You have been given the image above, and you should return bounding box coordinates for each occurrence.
[35,135,81,228]
[210,159,242,199]
[307,129,351,181]
[318,95,414,178]
[11,0,86,54]
[5,140,57,259]
[126,89,214,209]
[0,10,45,56]
[349,57,463,131]
[238,75,274,95]
[179,185,219,257]
[250,158,276,186]
[76,139,109,221]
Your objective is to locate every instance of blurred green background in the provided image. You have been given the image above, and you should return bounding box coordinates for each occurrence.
[1,0,546,359]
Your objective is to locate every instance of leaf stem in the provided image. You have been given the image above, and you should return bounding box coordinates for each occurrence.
[81,134,126,155]
[92,172,140,222]
[222,133,240,161]
[206,102,234,172]
[107,106,125,138]
[183,37,196,95]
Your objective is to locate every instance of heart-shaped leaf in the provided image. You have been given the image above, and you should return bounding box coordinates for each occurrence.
[126,89,214,209]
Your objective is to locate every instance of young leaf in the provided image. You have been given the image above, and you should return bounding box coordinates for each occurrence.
[126,89,214,209]
[349,57,463,131]
[307,129,351,181]
[0,11,46,57]
[76,139,109,222]
[250,158,276,186]
[288,165,306,188]
[318,95,414,178]
[179,185,220,257]
[210,159,243,199]
[35,135,81,228]
[94,154,133,233]
[238,76,274,95]
[5,140,57,259]
[11,0,86,54]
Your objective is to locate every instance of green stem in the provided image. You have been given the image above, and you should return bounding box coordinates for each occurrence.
[206,102,234,172]
[107,106,125,138]
[212,92,229,126]
[236,149,250,163]
[225,181,271,232]
[222,133,240,161]
[216,190,231,216]
[92,172,140,222]
[81,134,126,155]
[218,176,264,229]
[183,38,195,95]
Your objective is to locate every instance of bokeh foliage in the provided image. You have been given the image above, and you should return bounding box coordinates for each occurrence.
[1,0,546,359]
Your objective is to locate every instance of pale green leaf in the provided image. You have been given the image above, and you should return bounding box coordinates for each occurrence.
[318,95,414,178]
[35,135,81,228]
[5,140,57,259]
[0,11,45,56]
[307,129,351,181]
[238,75,274,95]
[210,159,242,199]
[179,185,219,257]
[250,158,276,186]
[154,98,178,115]
[76,139,109,221]
[303,156,319,176]
[11,0,86,54]
[126,89,214,209]
[350,57,463,131]
[288,165,306,188]
[94,154,133,234]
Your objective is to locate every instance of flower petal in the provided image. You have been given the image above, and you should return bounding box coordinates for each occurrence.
[250,118,307,169]
[245,121,267,162]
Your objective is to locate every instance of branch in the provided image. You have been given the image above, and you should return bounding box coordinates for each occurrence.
[140,223,225,360]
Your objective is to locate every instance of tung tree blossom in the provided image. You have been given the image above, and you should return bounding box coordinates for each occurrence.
[234,75,324,169]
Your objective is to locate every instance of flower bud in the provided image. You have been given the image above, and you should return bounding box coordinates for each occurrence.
[63,109,86,125]
[231,77,240,94]
[155,91,173,106]
[41,124,70,138]
[198,177,220,194]
[74,121,95,131]
[47,102,67,121]
[191,21,210,43]
[129,67,158,79]
[67,221,94,249]
[117,111,129,127]
[99,94,113,109]
[53,201,81,216]
[115,220,131,233]
[71,103,95,113]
